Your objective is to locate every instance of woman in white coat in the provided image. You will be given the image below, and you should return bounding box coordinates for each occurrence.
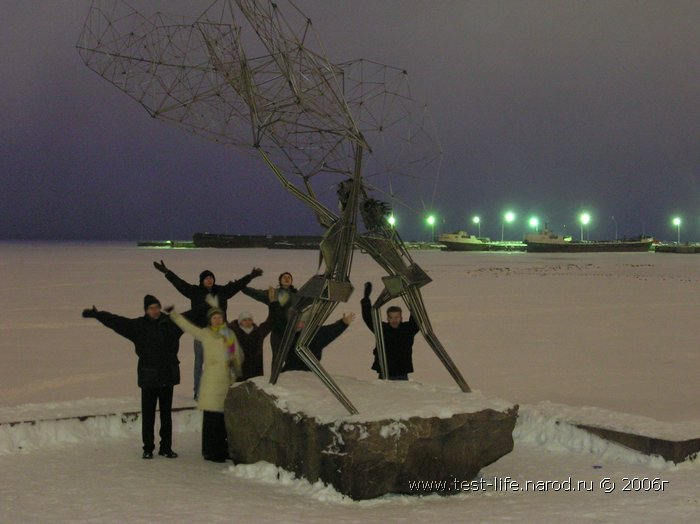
[169,306,243,462]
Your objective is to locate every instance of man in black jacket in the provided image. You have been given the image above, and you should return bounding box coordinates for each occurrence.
[153,260,262,399]
[360,282,419,380]
[82,295,183,459]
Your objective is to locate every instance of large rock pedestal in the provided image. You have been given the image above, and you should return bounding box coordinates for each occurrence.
[224,373,518,500]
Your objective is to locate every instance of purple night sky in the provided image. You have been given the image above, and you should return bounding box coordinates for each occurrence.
[2,1,700,242]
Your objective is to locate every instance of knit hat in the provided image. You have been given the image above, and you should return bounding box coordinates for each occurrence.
[199,270,215,285]
[238,311,253,322]
[207,307,224,321]
[143,294,161,311]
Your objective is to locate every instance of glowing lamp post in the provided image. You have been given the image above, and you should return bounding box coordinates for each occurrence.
[426,214,436,242]
[387,214,396,228]
[472,216,480,237]
[501,211,515,242]
[528,217,539,231]
[673,217,681,243]
[579,212,591,241]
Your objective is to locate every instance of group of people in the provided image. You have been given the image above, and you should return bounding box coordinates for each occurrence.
[82,261,420,463]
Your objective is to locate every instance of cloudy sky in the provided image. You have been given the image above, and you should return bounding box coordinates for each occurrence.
[2,1,700,241]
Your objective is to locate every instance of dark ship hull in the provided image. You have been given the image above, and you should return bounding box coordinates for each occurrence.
[525,239,653,253]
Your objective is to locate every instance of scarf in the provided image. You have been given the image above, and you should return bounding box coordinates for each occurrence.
[211,324,237,359]
[278,288,290,306]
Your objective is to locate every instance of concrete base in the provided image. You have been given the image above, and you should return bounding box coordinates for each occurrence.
[575,423,700,464]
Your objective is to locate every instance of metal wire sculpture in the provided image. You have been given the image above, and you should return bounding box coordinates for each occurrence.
[77,0,470,414]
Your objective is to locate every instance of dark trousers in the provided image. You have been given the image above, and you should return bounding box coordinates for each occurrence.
[193,339,204,398]
[377,373,409,381]
[141,386,174,453]
[202,411,228,461]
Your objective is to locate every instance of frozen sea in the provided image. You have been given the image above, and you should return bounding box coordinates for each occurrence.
[1,242,699,522]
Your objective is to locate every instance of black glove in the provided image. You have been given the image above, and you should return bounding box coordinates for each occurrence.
[363,281,372,299]
[153,260,168,274]
[163,305,174,314]
[250,267,263,278]
[82,306,98,318]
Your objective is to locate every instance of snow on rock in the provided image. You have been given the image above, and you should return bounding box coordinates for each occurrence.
[251,372,515,423]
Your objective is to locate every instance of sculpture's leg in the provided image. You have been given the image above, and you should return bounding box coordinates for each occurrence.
[269,298,308,384]
[293,299,358,415]
[269,290,358,414]
[403,285,471,392]
[370,288,393,380]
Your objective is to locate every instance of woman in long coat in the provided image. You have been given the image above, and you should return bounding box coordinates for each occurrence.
[170,306,243,462]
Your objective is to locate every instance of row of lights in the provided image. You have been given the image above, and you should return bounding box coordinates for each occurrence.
[420,211,584,242]
[391,213,686,243]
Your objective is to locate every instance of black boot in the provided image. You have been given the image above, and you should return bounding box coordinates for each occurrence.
[158,449,178,458]
[142,450,154,459]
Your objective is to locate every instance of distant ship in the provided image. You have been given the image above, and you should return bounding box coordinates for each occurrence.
[523,229,654,253]
[438,231,491,251]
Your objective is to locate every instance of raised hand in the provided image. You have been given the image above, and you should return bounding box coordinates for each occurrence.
[363,281,372,299]
[251,267,263,278]
[205,294,219,308]
[82,306,98,318]
[153,260,168,274]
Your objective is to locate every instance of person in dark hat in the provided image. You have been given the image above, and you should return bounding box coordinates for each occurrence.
[152,260,262,399]
[82,295,183,459]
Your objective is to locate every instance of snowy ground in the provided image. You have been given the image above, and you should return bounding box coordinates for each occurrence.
[1,242,699,522]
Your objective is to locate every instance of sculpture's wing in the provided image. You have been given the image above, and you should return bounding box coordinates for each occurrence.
[77,1,441,216]
[77,2,260,152]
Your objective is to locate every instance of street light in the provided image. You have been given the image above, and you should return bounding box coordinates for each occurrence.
[472,216,480,237]
[426,214,436,242]
[579,212,591,241]
[387,214,396,228]
[501,211,515,242]
[528,216,539,231]
[673,217,681,243]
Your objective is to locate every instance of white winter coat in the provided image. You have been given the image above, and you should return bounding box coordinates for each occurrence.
[170,311,243,413]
